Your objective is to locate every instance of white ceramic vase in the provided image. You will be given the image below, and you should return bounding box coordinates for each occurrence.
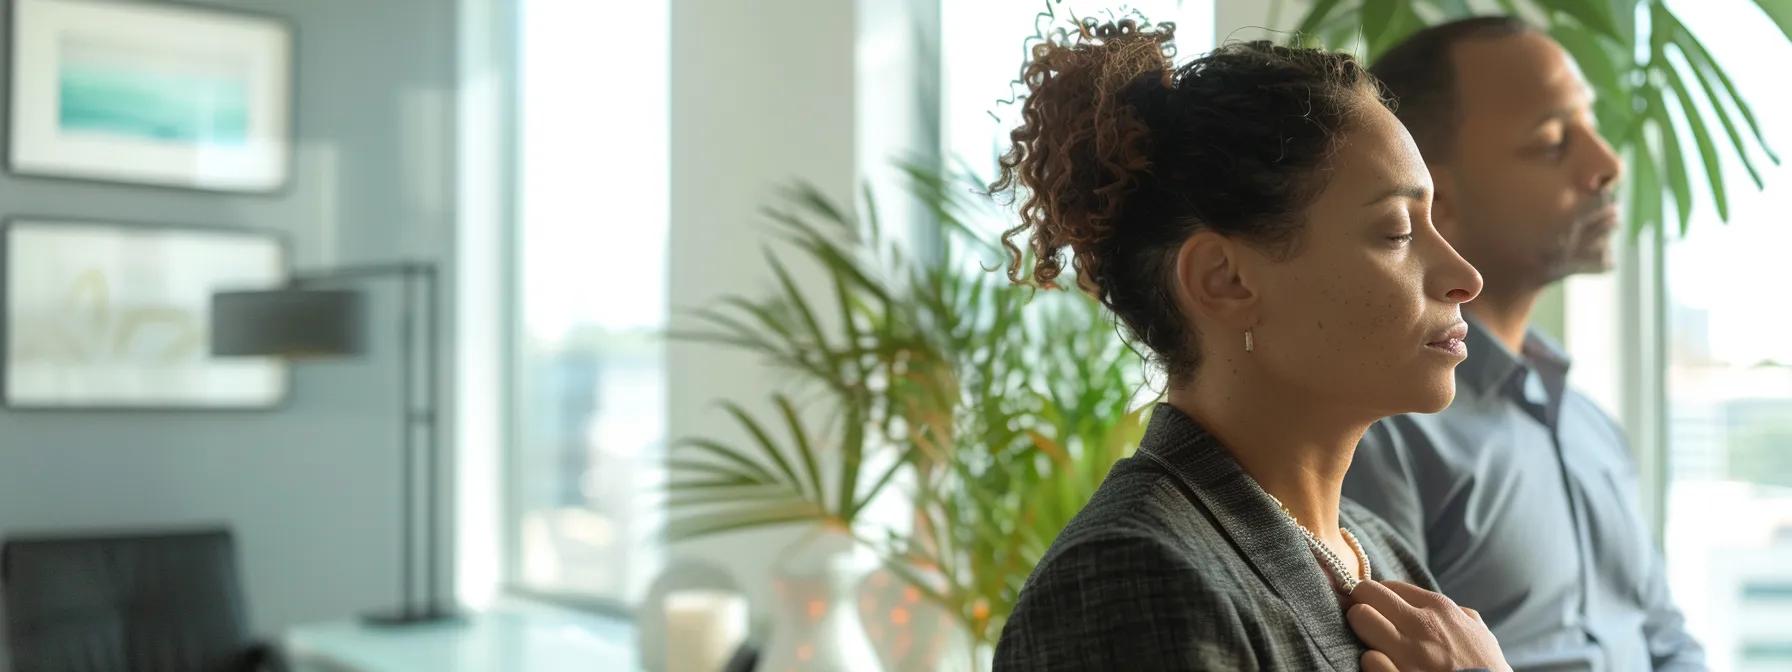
[757,528,884,672]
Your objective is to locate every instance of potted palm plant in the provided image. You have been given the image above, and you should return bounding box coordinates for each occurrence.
[665,165,1151,669]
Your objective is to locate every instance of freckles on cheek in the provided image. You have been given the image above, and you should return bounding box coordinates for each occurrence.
[1367,288,1416,359]
[1338,288,1405,362]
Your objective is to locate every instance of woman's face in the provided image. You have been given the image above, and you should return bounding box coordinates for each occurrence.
[1244,103,1483,417]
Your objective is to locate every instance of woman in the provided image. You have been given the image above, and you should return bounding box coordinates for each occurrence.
[990,19,1511,672]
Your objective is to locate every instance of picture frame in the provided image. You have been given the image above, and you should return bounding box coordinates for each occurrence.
[2,217,290,409]
[7,0,294,193]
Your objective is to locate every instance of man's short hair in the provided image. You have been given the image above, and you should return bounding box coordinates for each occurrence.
[1370,16,1536,161]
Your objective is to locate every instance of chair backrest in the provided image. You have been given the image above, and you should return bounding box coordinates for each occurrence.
[1,528,254,672]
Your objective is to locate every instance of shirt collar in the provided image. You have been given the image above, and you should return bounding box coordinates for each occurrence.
[1458,314,1573,397]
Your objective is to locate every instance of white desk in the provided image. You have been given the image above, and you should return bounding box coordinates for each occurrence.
[285,599,639,672]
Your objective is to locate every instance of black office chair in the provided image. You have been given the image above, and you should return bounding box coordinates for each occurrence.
[1,528,286,672]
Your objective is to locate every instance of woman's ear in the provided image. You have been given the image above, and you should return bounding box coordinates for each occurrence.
[1173,230,1259,330]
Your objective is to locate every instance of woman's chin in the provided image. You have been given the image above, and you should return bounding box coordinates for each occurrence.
[1408,378,1458,414]
[1382,375,1458,416]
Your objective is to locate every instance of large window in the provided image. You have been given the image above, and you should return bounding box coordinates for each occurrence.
[1659,3,1792,670]
[511,0,669,607]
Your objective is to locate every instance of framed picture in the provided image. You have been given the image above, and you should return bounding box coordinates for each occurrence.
[2,218,289,409]
[7,0,293,192]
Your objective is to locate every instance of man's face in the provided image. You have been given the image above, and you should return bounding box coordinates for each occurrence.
[1433,31,1625,290]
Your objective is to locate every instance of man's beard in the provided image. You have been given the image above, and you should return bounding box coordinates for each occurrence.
[1542,194,1619,280]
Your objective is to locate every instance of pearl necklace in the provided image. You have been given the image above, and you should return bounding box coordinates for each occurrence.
[1268,495,1371,593]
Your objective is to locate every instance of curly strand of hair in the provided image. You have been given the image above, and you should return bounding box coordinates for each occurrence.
[990,23,1175,297]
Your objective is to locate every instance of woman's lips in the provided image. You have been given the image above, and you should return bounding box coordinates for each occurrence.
[1426,337,1468,357]
[1426,321,1469,357]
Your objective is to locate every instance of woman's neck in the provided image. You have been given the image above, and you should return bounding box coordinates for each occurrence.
[1164,362,1370,540]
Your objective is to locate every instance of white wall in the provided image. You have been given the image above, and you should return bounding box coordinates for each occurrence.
[663,0,859,618]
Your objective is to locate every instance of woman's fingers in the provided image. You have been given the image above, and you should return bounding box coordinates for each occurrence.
[1350,580,1422,629]
[1351,582,1510,672]
[1361,649,1399,672]
[1381,580,1454,610]
[1347,603,1403,650]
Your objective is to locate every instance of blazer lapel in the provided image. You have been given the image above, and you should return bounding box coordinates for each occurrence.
[1135,404,1361,670]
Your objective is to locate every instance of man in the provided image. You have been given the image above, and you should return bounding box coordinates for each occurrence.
[1343,17,1706,671]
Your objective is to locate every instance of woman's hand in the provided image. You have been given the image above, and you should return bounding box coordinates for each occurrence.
[1347,580,1511,672]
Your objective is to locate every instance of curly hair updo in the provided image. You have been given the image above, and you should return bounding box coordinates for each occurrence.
[990,20,1390,383]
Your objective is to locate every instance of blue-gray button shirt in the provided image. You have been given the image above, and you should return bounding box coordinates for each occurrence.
[1344,318,1705,671]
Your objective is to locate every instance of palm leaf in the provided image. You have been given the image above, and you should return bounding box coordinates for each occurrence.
[788,182,853,233]
[1361,0,1397,48]
[1664,33,1770,186]
[760,207,841,257]
[773,395,828,512]
[670,437,781,484]
[664,474,769,490]
[767,250,836,357]
[1535,0,1620,39]
[1606,0,1635,44]
[1660,55,1729,223]
[1296,0,1347,42]
[851,444,918,516]
[1681,69,1762,191]
[835,404,866,517]
[663,329,772,356]
[662,486,804,510]
[780,232,894,306]
[720,401,809,499]
[1549,24,1621,99]
[1631,128,1664,237]
[716,296,798,344]
[666,504,830,543]
[860,182,883,245]
[665,456,775,485]
[1423,0,1474,19]
[1662,9,1779,163]
[1645,90,1694,233]
[1754,0,1792,44]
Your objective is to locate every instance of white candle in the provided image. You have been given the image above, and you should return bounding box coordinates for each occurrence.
[665,589,750,672]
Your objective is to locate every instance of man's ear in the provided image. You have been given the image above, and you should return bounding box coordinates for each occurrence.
[1172,230,1259,331]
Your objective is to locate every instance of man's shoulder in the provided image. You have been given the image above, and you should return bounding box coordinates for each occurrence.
[1556,386,1636,466]
[1559,386,1627,435]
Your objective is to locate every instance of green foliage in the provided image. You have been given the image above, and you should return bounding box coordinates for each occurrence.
[1292,0,1784,237]
[665,166,1152,648]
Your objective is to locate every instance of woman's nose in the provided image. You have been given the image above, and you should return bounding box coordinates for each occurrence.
[1430,233,1483,305]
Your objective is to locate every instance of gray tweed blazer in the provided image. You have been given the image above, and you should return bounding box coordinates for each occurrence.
[994,404,1438,671]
